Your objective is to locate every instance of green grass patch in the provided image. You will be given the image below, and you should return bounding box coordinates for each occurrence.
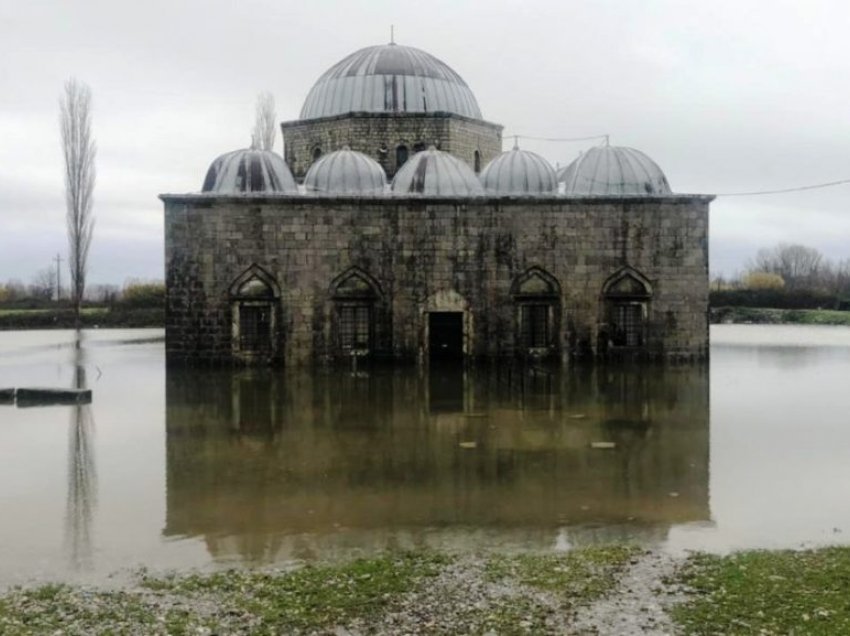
[143,552,448,632]
[674,547,850,635]
[782,309,850,325]
[486,545,638,605]
[712,306,850,326]
[0,585,157,635]
[0,306,162,329]
[1,554,447,635]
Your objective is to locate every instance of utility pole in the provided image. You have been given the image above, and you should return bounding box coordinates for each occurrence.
[55,253,63,302]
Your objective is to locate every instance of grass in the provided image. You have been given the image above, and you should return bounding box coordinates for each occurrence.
[673,547,850,635]
[0,306,162,329]
[0,548,638,635]
[0,308,105,317]
[7,546,850,634]
[486,545,638,602]
[0,584,159,635]
[0,554,446,635]
[471,545,638,634]
[142,553,448,632]
[712,306,850,326]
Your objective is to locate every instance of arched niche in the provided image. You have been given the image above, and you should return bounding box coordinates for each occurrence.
[601,266,652,349]
[602,267,653,299]
[330,267,382,355]
[511,267,561,355]
[228,264,280,362]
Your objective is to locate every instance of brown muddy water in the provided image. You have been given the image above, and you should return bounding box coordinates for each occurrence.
[0,325,849,587]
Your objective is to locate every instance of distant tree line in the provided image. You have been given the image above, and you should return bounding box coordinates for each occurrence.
[712,243,850,310]
[0,277,164,309]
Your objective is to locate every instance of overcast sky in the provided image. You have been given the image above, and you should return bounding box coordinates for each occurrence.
[2,0,850,287]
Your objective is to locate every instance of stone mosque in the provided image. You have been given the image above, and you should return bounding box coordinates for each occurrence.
[161,41,712,365]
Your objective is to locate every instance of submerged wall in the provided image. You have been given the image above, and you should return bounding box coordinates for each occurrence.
[162,194,711,364]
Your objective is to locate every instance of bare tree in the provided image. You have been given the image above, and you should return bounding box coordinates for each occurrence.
[820,258,850,297]
[252,92,276,151]
[749,243,823,289]
[30,267,56,300]
[60,78,96,324]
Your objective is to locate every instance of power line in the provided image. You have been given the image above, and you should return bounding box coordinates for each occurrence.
[506,133,850,197]
[715,178,850,197]
[505,133,609,144]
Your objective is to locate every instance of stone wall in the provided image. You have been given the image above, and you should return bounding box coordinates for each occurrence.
[163,195,711,364]
[280,113,503,180]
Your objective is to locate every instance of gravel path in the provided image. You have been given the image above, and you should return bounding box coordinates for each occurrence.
[350,555,568,635]
[571,550,685,635]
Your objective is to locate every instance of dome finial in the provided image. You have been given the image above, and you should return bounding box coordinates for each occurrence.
[513,135,519,150]
[390,24,395,45]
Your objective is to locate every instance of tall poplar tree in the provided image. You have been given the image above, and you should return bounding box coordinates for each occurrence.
[60,78,96,324]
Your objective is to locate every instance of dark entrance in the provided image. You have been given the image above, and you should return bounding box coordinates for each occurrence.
[428,312,463,360]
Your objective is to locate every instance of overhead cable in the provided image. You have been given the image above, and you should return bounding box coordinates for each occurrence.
[505,133,610,144]
[507,134,850,197]
[715,178,850,197]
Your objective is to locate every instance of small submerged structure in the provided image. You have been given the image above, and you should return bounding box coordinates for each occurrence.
[11,388,92,408]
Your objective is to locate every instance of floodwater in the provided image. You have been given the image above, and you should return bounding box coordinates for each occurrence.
[1,326,850,587]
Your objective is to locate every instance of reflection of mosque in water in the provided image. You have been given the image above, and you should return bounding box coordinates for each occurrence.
[164,365,709,562]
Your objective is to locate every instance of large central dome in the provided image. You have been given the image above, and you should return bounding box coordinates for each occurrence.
[300,43,483,120]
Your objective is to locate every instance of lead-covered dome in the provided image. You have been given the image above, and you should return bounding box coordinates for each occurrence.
[300,43,482,120]
[558,146,672,195]
[392,146,484,196]
[304,147,387,194]
[479,146,557,195]
[202,149,297,194]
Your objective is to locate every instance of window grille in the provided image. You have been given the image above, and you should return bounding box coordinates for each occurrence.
[613,303,643,347]
[521,304,550,348]
[239,304,272,352]
[339,305,371,350]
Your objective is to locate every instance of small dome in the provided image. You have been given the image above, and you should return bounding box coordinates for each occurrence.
[391,147,484,196]
[301,43,482,120]
[304,147,387,194]
[201,149,297,194]
[480,147,557,194]
[559,146,672,195]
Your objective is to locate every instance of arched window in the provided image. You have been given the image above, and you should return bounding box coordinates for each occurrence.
[312,147,323,162]
[511,267,561,355]
[330,268,382,355]
[396,144,409,168]
[474,150,481,173]
[228,265,280,362]
[602,267,652,348]
[413,141,426,153]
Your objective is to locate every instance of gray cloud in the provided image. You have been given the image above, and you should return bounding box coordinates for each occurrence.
[3,0,850,283]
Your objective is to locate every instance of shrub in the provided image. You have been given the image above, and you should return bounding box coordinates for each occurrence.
[120,281,165,308]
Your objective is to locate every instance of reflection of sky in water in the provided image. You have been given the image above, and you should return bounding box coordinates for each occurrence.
[0,326,849,586]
